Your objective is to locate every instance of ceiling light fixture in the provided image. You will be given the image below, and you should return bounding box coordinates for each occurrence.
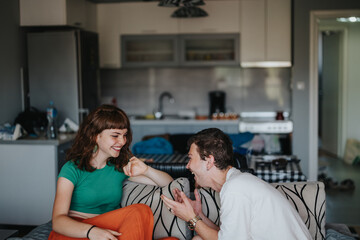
[171,6,208,18]
[158,0,179,7]
[336,16,360,23]
[158,0,205,7]
[159,0,208,18]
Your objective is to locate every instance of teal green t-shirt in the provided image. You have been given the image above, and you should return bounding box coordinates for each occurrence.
[58,161,129,214]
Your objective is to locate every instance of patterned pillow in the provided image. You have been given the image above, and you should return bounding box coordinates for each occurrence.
[271,181,326,240]
[197,188,221,226]
[198,181,326,240]
[121,178,192,240]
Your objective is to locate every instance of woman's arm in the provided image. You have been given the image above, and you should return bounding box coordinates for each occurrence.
[52,178,120,239]
[124,157,173,187]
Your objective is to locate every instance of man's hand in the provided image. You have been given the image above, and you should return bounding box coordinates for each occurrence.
[161,190,196,222]
[173,188,203,217]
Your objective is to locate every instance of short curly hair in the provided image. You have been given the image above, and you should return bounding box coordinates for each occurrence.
[187,128,234,170]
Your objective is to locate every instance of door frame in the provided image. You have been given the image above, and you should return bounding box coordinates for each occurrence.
[309,10,360,179]
[318,25,346,157]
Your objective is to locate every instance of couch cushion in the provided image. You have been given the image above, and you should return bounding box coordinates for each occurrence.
[198,188,221,226]
[198,181,326,240]
[121,177,191,240]
[271,181,326,240]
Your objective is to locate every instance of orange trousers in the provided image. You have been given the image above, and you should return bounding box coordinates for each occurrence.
[48,203,177,240]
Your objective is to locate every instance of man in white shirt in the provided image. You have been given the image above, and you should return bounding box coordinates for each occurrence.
[161,128,311,240]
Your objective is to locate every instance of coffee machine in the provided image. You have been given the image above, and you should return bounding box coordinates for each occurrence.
[209,91,226,118]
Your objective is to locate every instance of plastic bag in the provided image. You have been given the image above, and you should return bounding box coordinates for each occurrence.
[343,138,360,165]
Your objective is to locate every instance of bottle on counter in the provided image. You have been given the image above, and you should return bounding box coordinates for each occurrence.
[46,101,58,139]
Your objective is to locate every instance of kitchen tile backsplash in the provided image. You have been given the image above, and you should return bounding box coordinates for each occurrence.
[100,67,291,117]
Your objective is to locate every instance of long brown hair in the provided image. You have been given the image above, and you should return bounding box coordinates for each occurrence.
[66,104,132,172]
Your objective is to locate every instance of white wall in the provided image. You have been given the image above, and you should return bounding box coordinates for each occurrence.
[345,23,360,142]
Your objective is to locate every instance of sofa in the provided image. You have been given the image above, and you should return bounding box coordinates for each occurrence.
[7,178,352,240]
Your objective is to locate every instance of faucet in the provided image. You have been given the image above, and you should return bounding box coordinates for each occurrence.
[154,91,175,119]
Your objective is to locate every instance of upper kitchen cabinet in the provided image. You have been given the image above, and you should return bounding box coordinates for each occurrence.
[179,34,239,66]
[20,0,97,32]
[178,0,240,34]
[121,35,179,67]
[240,0,291,67]
[97,2,178,68]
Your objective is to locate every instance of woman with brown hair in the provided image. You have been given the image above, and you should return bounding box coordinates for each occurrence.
[49,104,174,240]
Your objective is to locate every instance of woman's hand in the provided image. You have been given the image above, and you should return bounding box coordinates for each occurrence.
[125,156,173,187]
[88,226,121,240]
[123,157,149,177]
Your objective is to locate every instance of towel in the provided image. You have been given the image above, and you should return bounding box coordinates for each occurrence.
[228,132,254,154]
[132,137,174,155]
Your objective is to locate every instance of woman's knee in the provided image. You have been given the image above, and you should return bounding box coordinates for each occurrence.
[131,203,152,215]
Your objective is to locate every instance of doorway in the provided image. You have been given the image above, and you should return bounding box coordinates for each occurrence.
[318,28,343,157]
[310,10,360,224]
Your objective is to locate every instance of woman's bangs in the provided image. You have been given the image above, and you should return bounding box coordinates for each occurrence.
[104,113,129,130]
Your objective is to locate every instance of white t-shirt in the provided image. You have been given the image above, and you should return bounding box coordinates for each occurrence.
[218,167,312,240]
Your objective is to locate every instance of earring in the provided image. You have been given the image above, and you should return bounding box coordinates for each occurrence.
[93,144,98,153]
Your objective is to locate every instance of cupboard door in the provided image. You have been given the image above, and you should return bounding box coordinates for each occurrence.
[178,0,240,34]
[180,34,239,66]
[118,2,178,35]
[97,2,178,68]
[240,0,291,67]
[240,0,266,63]
[20,0,68,26]
[20,0,88,28]
[122,35,179,67]
[266,0,291,62]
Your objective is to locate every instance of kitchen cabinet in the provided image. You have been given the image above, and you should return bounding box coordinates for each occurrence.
[121,34,239,68]
[121,35,179,67]
[97,2,178,68]
[20,0,97,31]
[0,135,74,225]
[97,1,239,68]
[240,0,291,67]
[179,34,239,66]
[178,0,240,34]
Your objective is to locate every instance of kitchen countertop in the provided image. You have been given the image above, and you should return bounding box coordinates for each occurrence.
[131,119,240,125]
[0,133,76,146]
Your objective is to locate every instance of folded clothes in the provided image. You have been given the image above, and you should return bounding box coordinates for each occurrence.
[132,137,174,155]
[228,132,254,155]
[326,229,356,240]
[228,132,254,147]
